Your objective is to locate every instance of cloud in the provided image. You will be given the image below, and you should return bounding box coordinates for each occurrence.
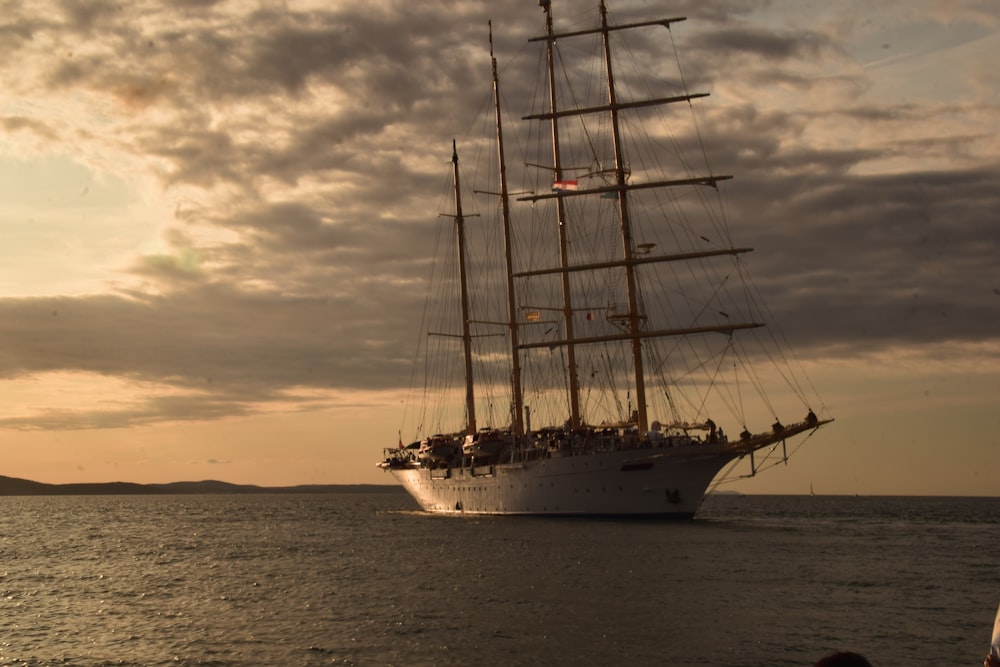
[1,116,60,142]
[1,0,998,432]
[727,164,1000,351]
[697,26,836,62]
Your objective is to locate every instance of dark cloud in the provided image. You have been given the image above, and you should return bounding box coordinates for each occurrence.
[0,18,40,50]
[698,26,835,62]
[0,282,415,417]
[0,115,59,141]
[56,0,121,33]
[726,164,1000,352]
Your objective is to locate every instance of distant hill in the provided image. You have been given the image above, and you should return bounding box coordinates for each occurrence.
[0,475,405,496]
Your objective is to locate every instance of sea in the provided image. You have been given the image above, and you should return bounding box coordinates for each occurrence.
[0,493,996,666]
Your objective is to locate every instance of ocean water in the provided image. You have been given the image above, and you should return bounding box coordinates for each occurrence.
[0,493,996,666]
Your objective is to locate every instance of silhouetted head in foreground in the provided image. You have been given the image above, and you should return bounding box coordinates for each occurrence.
[814,652,873,667]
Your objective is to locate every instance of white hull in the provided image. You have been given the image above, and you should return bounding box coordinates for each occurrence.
[388,444,738,517]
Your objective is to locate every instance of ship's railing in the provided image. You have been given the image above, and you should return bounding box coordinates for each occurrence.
[378,447,419,469]
[384,414,830,471]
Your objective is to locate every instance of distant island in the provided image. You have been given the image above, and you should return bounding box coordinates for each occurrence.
[0,474,406,496]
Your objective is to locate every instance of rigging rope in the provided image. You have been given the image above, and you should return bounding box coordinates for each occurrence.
[710,425,824,491]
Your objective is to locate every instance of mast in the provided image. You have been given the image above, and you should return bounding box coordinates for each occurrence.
[540,0,583,430]
[451,141,477,436]
[520,2,757,433]
[490,23,525,436]
[599,0,648,432]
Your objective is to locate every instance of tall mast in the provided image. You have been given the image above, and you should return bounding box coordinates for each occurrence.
[490,23,525,436]
[520,3,756,432]
[599,0,648,432]
[451,141,477,435]
[540,0,583,430]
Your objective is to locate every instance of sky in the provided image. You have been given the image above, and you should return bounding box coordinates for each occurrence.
[0,0,997,495]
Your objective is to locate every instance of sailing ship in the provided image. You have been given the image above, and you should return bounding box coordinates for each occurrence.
[378,0,832,517]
